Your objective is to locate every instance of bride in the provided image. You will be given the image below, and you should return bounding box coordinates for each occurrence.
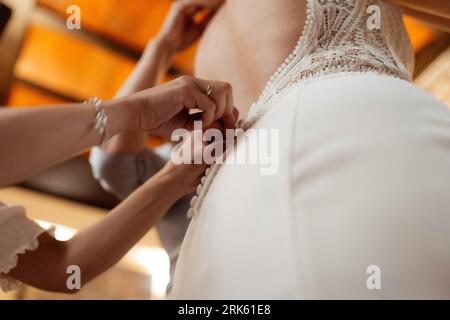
[171,0,450,299]
[92,0,450,298]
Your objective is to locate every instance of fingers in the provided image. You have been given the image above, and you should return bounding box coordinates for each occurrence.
[233,107,240,120]
[191,89,217,126]
[193,78,237,128]
[174,129,227,168]
[175,129,206,162]
[179,0,225,10]
[167,132,208,195]
[162,0,223,53]
[198,9,218,31]
[176,0,224,17]
[211,84,227,125]
[222,88,237,129]
[221,107,239,130]
[174,76,238,130]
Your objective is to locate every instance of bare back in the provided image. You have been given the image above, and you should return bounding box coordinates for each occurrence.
[195,0,307,117]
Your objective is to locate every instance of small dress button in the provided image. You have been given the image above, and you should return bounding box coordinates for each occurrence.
[190,196,198,207]
[187,208,196,219]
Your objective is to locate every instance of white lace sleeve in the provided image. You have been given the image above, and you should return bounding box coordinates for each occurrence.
[0,204,51,292]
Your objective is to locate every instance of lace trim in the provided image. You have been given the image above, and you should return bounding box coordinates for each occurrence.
[246,69,406,128]
[0,226,55,292]
[187,0,414,218]
[249,0,412,122]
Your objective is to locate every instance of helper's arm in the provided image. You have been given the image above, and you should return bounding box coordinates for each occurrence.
[9,158,206,293]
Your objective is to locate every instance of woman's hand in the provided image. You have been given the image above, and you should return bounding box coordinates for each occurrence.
[157,131,209,197]
[112,75,238,138]
[102,0,225,155]
[157,0,225,54]
[7,133,208,293]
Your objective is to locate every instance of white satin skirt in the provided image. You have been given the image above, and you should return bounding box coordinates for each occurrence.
[171,74,450,299]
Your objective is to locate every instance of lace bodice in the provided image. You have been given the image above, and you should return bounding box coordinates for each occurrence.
[247,0,414,123]
[187,0,415,218]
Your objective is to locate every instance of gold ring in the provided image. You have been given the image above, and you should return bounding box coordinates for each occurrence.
[206,82,214,97]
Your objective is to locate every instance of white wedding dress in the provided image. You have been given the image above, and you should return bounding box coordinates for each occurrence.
[171,0,450,299]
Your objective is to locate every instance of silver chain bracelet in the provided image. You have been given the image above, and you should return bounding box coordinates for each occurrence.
[84,97,108,146]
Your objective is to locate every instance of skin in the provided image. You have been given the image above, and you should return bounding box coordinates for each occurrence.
[0,76,236,188]
[195,0,306,117]
[104,0,305,155]
[0,77,230,292]
[7,163,203,293]
[196,0,450,116]
[108,0,450,155]
[0,0,239,293]
[0,88,215,292]
[104,0,235,155]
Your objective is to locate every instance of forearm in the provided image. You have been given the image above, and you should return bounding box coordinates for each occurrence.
[104,38,175,155]
[117,37,174,97]
[64,169,181,286]
[388,0,450,20]
[9,168,183,292]
[0,101,132,187]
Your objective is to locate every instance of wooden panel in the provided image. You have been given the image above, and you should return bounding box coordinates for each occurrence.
[0,0,35,104]
[7,80,166,150]
[174,44,197,75]
[7,81,68,106]
[38,0,172,51]
[37,0,195,74]
[404,16,436,53]
[19,2,449,79]
[14,24,136,100]
[415,46,450,108]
